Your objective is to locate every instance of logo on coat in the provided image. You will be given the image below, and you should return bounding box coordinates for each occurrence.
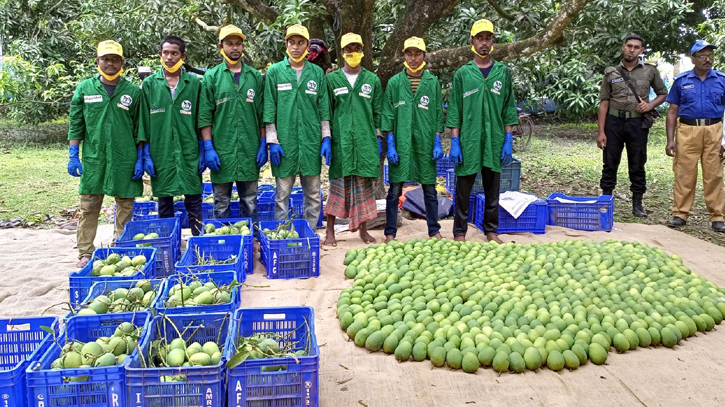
[307,80,318,91]
[247,89,255,100]
[420,96,430,106]
[361,84,372,95]
[120,95,133,106]
[181,100,192,111]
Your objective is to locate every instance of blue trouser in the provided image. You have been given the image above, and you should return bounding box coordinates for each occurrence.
[385,183,440,237]
[212,181,258,224]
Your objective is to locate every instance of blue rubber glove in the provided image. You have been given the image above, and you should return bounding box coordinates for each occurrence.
[197,139,206,174]
[432,133,444,161]
[203,140,221,172]
[257,137,268,168]
[142,143,156,177]
[132,147,144,180]
[320,137,332,166]
[378,137,383,157]
[501,132,513,167]
[386,133,399,165]
[449,136,463,164]
[270,143,285,166]
[68,145,83,177]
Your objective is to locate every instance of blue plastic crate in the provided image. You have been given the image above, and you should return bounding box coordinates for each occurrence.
[203,182,238,198]
[225,307,319,407]
[26,312,150,407]
[258,184,275,193]
[474,193,547,235]
[173,201,189,228]
[259,220,320,279]
[75,279,164,315]
[133,201,158,221]
[116,218,181,277]
[450,188,476,223]
[383,163,417,185]
[125,312,231,407]
[154,272,241,315]
[289,189,324,228]
[69,247,157,308]
[0,317,58,407]
[202,218,254,274]
[175,235,246,281]
[546,193,614,232]
[445,158,521,194]
[258,190,276,221]
[201,202,215,220]
[436,155,456,177]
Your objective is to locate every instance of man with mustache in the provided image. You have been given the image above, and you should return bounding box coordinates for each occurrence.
[138,36,204,236]
[597,34,668,218]
[446,19,518,244]
[665,40,725,233]
[198,25,266,223]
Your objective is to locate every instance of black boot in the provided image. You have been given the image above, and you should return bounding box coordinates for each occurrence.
[602,189,613,196]
[632,193,647,218]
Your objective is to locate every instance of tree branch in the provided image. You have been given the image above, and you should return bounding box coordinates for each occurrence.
[485,0,514,21]
[194,17,220,33]
[222,0,279,25]
[427,0,592,69]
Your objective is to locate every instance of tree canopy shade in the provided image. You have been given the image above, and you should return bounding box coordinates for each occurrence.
[0,0,719,123]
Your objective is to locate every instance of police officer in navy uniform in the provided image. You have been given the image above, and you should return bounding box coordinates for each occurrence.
[597,34,668,218]
[665,40,725,233]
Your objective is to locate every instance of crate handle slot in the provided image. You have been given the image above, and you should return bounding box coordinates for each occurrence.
[5,323,32,331]
[260,365,288,374]
[62,374,90,382]
[262,313,287,320]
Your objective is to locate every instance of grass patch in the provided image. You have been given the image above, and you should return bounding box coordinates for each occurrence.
[517,120,725,247]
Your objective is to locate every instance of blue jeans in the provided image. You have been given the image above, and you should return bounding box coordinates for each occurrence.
[385,183,440,237]
[213,181,258,224]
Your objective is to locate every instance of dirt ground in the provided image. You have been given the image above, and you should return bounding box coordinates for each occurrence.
[2,218,724,407]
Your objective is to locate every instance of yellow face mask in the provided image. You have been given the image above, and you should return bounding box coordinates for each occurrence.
[471,45,494,59]
[404,61,426,74]
[343,52,364,68]
[286,49,309,64]
[221,49,242,65]
[161,58,184,73]
[97,65,124,82]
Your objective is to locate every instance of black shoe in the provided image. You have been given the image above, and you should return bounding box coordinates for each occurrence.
[632,193,647,218]
[667,217,686,228]
[602,189,613,196]
[713,221,725,233]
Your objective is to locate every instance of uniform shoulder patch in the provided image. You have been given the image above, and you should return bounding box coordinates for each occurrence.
[603,66,618,76]
[644,61,658,67]
[673,72,688,81]
[713,70,725,79]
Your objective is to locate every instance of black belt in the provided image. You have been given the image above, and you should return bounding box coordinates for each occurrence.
[680,118,722,126]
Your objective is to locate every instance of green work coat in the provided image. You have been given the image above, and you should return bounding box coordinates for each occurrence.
[445,60,518,175]
[263,58,330,178]
[138,69,203,197]
[67,75,142,198]
[326,68,383,179]
[381,69,444,185]
[198,62,264,183]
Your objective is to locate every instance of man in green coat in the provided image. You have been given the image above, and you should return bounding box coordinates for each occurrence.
[324,33,383,246]
[138,36,204,235]
[199,25,266,222]
[67,40,142,267]
[382,37,444,243]
[264,24,331,229]
[446,19,518,244]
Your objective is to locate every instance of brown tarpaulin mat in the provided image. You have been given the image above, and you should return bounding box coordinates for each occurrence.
[1,219,724,407]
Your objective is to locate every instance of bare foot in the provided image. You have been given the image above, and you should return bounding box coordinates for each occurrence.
[454,236,466,242]
[360,229,377,244]
[430,233,443,240]
[384,235,395,243]
[322,234,337,247]
[253,240,261,253]
[486,233,504,244]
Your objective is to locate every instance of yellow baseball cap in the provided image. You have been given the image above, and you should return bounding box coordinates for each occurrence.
[341,33,364,50]
[97,40,123,58]
[471,19,494,36]
[403,37,426,52]
[219,25,246,42]
[285,24,309,41]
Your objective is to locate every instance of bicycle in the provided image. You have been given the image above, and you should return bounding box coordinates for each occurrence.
[512,111,534,153]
